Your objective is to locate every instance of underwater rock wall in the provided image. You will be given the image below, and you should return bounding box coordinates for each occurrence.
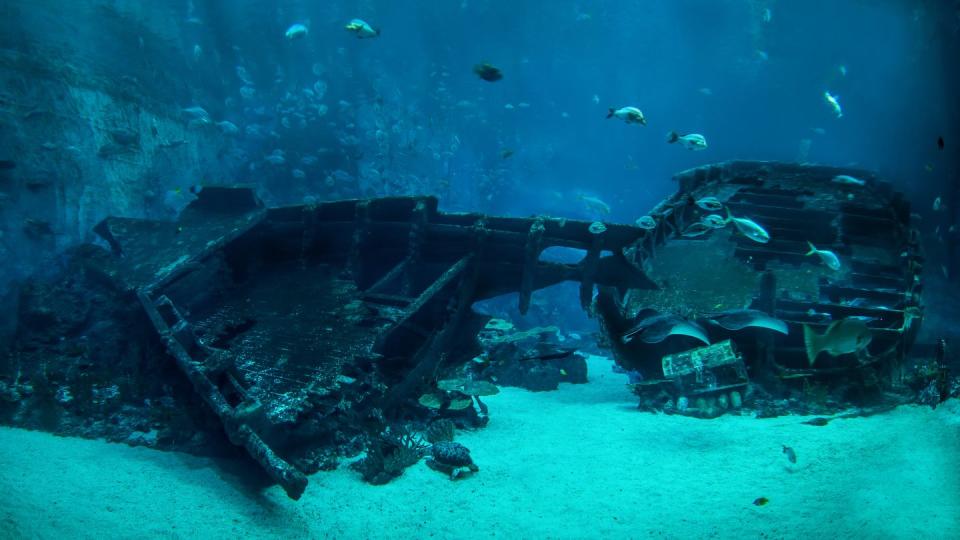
[0,1,237,335]
[0,244,231,457]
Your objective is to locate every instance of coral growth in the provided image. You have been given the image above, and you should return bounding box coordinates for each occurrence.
[351,425,429,485]
[425,418,456,444]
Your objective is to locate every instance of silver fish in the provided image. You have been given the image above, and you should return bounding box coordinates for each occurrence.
[702,214,726,229]
[635,216,657,230]
[667,131,708,150]
[606,106,646,125]
[805,241,841,271]
[726,210,770,243]
[681,222,712,237]
[182,106,210,120]
[696,197,724,212]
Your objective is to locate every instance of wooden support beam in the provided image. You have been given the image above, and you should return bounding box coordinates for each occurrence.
[374,256,471,359]
[379,255,478,412]
[519,218,545,315]
[402,199,429,296]
[579,232,603,312]
[137,290,308,500]
[348,200,370,282]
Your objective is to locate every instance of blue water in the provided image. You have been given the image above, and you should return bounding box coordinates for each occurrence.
[1,2,959,536]
[164,0,956,224]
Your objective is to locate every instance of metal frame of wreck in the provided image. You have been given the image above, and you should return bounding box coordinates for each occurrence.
[597,161,923,385]
[96,188,659,499]
[93,160,924,499]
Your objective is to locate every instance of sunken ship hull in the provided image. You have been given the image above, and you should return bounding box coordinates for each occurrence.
[597,161,923,414]
[0,161,925,498]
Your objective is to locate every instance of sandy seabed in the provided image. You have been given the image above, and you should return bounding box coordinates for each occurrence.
[1,355,958,540]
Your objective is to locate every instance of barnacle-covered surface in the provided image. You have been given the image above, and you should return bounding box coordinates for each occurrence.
[81,188,656,496]
[189,264,390,424]
[91,187,266,291]
[0,162,928,499]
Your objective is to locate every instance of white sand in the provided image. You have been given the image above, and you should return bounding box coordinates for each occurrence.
[1,355,958,539]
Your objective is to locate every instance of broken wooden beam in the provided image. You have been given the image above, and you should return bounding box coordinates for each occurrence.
[136,290,308,500]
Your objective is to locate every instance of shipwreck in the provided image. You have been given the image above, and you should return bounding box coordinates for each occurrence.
[0,161,933,499]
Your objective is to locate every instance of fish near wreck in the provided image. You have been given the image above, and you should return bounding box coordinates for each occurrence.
[832,175,865,187]
[725,209,770,244]
[681,222,713,238]
[805,241,841,271]
[622,311,710,346]
[635,216,657,230]
[804,318,872,366]
[578,193,611,215]
[695,197,724,212]
[701,214,727,229]
[705,309,788,335]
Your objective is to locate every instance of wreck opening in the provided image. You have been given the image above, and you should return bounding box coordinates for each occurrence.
[537,246,588,263]
[594,161,924,415]
[471,281,596,334]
